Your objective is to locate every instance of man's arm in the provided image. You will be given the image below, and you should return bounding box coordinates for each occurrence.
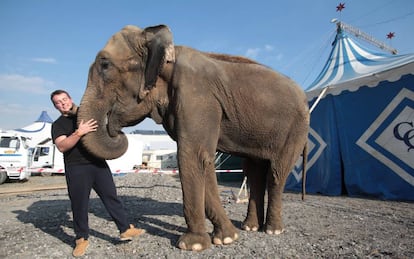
[55,119,98,153]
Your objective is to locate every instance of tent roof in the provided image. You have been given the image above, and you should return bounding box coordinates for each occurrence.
[35,111,54,123]
[14,111,53,133]
[306,27,414,92]
[9,111,54,146]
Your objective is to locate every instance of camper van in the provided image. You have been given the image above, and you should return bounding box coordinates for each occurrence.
[0,132,32,184]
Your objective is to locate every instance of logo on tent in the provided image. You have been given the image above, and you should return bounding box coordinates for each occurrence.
[357,88,414,186]
[290,127,326,182]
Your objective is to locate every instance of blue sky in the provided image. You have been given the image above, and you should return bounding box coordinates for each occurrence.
[1,0,413,132]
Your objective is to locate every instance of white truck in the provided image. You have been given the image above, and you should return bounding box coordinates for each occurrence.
[30,141,65,176]
[0,133,32,184]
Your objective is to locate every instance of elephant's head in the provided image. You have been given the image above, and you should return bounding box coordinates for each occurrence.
[78,25,175,159]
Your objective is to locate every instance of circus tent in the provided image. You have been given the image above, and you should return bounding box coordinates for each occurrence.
[285,21,414,201]
[11,111,54,147]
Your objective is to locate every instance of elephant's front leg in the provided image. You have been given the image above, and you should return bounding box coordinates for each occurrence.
[204,163,239,245]
[176,149,211,251]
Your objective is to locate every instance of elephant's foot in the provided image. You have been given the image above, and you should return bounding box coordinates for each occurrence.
[177,232,211,251]
[212,224,239,245]
[264,223,284,235]
[265,228,284,235]
[242,223,259,231]
[242,217,262,232]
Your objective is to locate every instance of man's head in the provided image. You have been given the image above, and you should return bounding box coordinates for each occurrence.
[51,90,75,116]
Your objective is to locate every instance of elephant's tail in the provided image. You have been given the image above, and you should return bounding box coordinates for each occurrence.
[301,142,308,201]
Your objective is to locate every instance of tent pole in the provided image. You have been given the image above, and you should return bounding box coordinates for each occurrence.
[309,87,329,114]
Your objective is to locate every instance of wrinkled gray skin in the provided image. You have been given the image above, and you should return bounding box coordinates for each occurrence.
[78,25,309,251]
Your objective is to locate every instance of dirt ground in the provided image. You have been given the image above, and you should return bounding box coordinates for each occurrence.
[0,173,413,258]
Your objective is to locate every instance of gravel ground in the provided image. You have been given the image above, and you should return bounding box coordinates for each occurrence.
[0,173,413,258]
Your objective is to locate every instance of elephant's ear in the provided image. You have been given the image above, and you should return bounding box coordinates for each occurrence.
[143,25,175,94]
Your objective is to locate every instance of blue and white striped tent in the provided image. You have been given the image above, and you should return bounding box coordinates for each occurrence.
[286,24,414,201]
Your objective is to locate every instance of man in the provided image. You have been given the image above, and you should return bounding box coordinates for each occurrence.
[50,89,144,257]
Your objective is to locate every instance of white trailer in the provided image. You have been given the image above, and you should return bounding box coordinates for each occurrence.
[0,133,32,184]
[141,149,177,170]
[30,142,65,176]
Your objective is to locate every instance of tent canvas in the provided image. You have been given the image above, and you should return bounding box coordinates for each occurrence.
[285,23,414,201]
[12,111,54,147]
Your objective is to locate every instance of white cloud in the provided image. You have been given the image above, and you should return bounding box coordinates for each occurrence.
[245,48,261,59]
[32,57,57,64]
[0,74,55,94]
[245,44,276,59]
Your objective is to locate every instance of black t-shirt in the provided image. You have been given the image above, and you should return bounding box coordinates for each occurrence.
[51,115,106,166]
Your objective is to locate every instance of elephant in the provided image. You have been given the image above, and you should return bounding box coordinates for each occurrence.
[78,24,309,251]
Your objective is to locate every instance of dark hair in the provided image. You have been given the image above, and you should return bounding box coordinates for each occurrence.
[50,89,71,103]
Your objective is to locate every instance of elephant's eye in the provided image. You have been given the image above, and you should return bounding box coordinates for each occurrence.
[101,59,110,70]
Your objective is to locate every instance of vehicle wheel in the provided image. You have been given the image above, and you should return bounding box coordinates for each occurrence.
[0,170,7,184]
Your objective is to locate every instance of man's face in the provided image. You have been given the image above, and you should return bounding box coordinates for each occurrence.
[52,93,73,115]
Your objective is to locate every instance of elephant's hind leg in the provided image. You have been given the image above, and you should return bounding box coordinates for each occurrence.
[242,158,267,232]
[264,159,293,235]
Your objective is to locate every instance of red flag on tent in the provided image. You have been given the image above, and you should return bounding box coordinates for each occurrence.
[386,32,395,39]
[336,3,345,12]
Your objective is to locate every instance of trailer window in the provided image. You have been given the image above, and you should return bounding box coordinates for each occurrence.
[40,147,50,156]
[0,137,10,147]
[0,137,20,148]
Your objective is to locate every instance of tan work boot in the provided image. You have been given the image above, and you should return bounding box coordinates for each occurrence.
[72,237,89,257]
[120,224,145,241]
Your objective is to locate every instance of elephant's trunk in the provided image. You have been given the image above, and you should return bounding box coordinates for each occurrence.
[78,89,128,160]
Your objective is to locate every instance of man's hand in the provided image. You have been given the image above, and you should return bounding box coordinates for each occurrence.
[76,119,98,137]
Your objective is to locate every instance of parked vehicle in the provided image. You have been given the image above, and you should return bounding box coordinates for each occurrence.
[141,149,177,170]
[30,142,65,176]
[0,133,32,184]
